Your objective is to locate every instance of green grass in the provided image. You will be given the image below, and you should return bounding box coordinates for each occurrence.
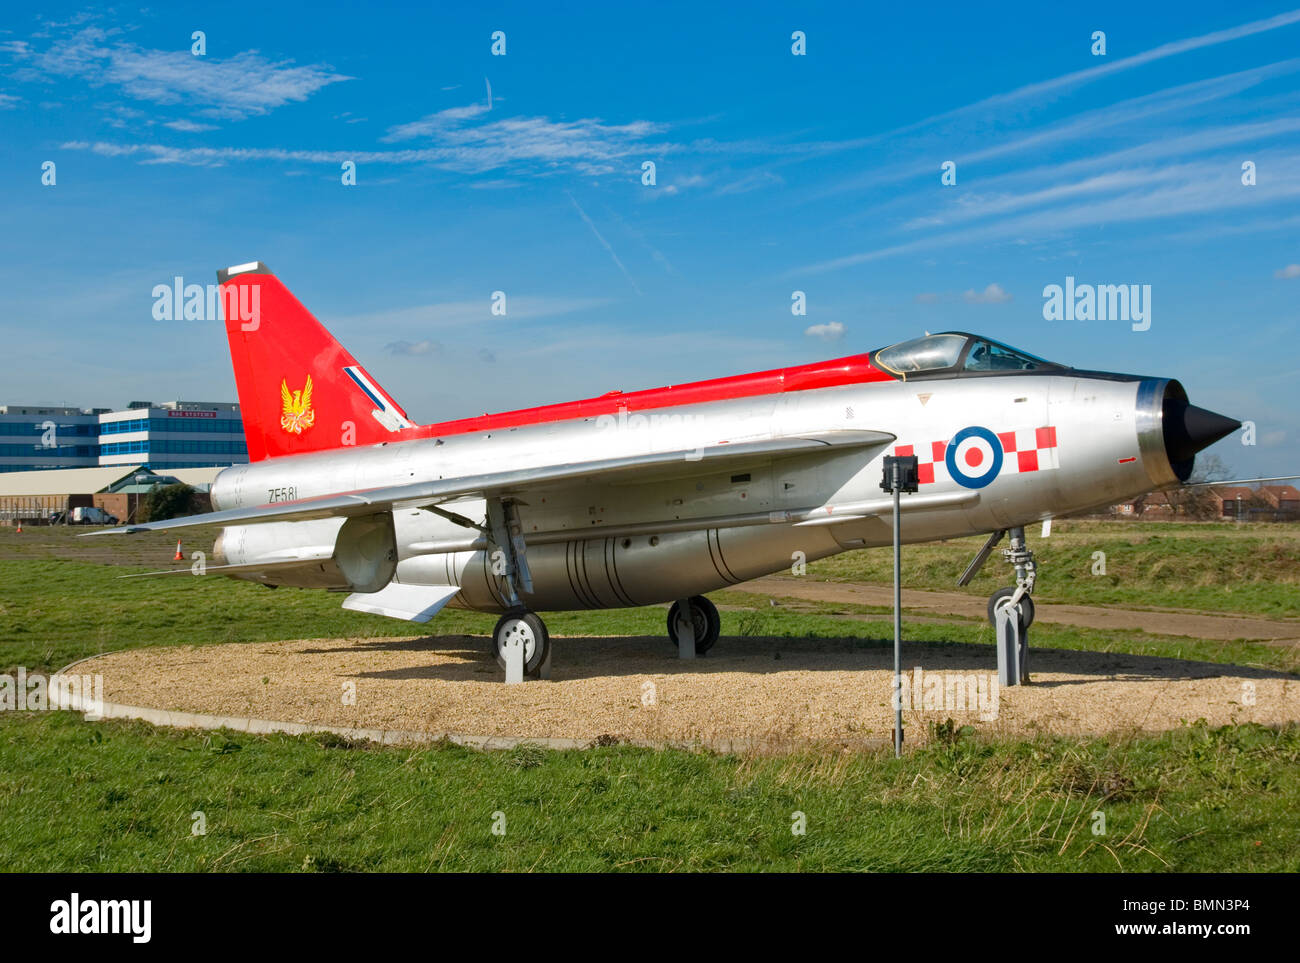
[809,520,1300,617]
[2,524,1297,873]
[3,560,1294,676]
[1,712,1294,872]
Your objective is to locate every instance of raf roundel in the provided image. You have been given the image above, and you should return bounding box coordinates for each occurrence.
[945,425,1004,489]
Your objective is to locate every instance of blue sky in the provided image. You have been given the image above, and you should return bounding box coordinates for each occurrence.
[1,1,1297,476]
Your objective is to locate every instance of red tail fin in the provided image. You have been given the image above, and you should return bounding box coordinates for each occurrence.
[218,262,418,461]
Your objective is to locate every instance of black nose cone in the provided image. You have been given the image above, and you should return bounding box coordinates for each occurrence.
[1164,399,1241,465]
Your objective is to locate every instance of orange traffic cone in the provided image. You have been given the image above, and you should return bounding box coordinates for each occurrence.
[15,521,22,534]
[173,539,184,561]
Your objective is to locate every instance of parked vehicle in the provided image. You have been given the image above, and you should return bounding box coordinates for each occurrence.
[70,506,118,525]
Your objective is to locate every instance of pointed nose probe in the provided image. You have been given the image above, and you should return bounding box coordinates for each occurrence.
[1165,403,1241,464]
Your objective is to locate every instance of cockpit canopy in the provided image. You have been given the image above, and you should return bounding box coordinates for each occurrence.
[873,332,1061,379]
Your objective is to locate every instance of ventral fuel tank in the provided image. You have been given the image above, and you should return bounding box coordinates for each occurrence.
[213,513,397,593]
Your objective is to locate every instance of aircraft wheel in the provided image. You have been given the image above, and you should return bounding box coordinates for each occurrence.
[492,610,550,675]
[667,596,721,654]
[988,587,1035,628]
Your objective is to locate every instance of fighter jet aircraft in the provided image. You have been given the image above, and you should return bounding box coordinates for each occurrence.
[97,262,1241,677]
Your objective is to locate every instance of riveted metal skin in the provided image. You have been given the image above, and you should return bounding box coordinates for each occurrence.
[209,371,1182,612]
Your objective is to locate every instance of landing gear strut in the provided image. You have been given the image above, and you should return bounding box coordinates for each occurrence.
[958,526,1037,685]
[667,596,721,657]
[987,526,1037,629]
[990,526,1036,685]
[483,497,551,682]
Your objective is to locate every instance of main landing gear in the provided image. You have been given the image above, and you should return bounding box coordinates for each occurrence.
[667,595,721,658]
[492,609,551,680]
[959,525,1038,685]
[470,496,728,677]
[477,497,552,682]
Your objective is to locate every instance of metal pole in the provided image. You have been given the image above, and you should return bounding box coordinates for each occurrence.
[892,461,902,759]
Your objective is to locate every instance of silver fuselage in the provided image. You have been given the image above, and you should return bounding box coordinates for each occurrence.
[209,372,1176,612]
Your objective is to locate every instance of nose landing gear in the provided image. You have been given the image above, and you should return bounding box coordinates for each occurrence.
[990,526,1036,685]
[958,526,1037,685]
[988,527,1037,629]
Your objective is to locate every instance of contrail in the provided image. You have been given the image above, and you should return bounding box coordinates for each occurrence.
[565,191,642,294]
[890,8,1300,138]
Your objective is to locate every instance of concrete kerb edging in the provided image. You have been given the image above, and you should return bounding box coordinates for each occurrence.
[53,654,789,754]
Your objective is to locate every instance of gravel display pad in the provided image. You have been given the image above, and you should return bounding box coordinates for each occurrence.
[73,634,1299,749]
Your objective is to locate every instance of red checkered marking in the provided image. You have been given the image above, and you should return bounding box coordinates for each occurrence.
[893,425,1059,485]
[891,444,935,484]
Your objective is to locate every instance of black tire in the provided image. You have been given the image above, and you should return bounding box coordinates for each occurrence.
[987,587,1035,628]
[492,610,550,675]
[667,596,721,654]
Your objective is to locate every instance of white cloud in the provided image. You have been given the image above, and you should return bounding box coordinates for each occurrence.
[13,26,349,119]
[661,173,706,196]
[791,153,1300,277]
[811,59,1300,205]
[897,124,1300,234]
[382,103,492,141]
[715,170,783,195]
[163,118,218,133]
[963,283,1012,304]
[384,339,440,356]
[64,104,666,177]
[804,322,846,341]
[385,106,665,176]
[1274,264,1300,279]
[891,9,1300,137]
[335,296,613,332]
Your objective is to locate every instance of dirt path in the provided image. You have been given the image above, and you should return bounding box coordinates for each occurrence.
[746,577,1300,643]
[74,634,1298,750]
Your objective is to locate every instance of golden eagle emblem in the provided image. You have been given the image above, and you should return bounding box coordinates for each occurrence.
[279,376,316,434]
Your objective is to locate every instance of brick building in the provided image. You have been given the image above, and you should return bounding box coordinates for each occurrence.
[0,465,221,526]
